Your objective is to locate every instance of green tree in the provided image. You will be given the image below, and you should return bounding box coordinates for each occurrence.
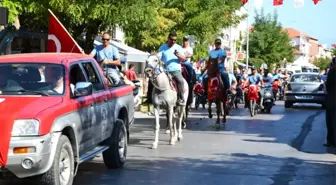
[122,0,246,51]
[331,47,336,57]
[313,57,332,70]
[244,9,294,68]
[3,0,142,52]
[3,0,246,53]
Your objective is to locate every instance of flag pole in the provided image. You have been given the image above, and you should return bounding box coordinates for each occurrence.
[245,1,250,70]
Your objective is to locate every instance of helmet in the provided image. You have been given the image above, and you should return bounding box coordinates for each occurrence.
[251,66,257,70]
[260,63,268,70]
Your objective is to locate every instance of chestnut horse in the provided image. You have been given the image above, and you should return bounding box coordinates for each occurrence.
[206,58,227,126]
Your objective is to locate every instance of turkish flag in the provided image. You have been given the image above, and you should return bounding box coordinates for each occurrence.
[332,44,336,48]
[313,0,321,5]
[273,0,284,6]
[47,9,83,53]
[241,0,248,4]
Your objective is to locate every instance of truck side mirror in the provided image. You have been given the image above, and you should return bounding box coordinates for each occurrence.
[74,82,93,97]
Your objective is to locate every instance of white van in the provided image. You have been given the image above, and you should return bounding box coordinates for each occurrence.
[286,64,319,74]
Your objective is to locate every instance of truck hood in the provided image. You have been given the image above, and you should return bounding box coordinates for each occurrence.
[0,96,63,167]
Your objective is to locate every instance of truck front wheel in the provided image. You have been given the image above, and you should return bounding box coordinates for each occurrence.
[103,119,127,169]
[33,135,74,185]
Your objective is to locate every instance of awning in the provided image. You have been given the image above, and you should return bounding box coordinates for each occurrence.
[235,61,251,67]
[94,36,149,63]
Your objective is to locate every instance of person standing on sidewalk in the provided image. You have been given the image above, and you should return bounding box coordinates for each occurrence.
[125,64,137,81]
[325,57,336,148]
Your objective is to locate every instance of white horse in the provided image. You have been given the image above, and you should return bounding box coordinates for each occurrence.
[144,55,189,149]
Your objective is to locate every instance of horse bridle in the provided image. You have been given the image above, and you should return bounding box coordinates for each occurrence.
[144,55,167,91]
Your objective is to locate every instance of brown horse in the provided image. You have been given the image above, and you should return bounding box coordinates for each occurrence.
[205,58,227,126]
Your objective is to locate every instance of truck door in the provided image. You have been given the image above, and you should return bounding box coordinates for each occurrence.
[68,63,96,155]
[81,61,113,143]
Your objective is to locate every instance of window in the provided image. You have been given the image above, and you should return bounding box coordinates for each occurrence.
[82,61,104,91]
[69,64,87,97]
[291,74,320,83]
[0,63,65,96]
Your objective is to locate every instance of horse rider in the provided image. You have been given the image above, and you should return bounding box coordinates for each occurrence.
[182,36,195,84]
[203,38,230,97]
[156,31,186,105]
[88,32,121,85]
[245,66,264,108]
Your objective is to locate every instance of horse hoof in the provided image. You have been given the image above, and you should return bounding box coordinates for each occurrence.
[169,139,176,145]
[151,143,158,149]
[182,122,187,129]
[178,135,183,141]
[208,114,213,119]
[165,129,170,134]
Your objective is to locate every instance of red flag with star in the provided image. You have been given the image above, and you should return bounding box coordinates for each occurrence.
[313,0,321,5]
[273,0,284,6]
[47,9,83,53]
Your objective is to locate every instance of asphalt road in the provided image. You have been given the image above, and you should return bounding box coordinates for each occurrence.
[3,102,336,185]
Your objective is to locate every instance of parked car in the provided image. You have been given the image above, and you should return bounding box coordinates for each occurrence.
[284,73,326,108]
[0,53,134,185]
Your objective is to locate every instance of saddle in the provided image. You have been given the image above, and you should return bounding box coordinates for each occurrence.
[181,64,189,81]
[206,58,225,101]
[165,71,186,93]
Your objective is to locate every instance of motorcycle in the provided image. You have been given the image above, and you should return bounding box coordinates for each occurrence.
[261,85,274,113]
[226,87,238,115]
[235,81,245,107]
[247,84,260,117]
[193,81,206,110]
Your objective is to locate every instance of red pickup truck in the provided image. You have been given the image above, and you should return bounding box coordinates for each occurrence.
[0,53,134,185]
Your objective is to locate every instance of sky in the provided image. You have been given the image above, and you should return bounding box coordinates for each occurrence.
[247,0,336,47]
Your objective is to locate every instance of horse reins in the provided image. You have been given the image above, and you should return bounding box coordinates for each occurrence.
[145,57,168,91]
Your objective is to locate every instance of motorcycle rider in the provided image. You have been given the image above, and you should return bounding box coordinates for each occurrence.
[226,65,237,89]
[272,69,282,93]
[260,65,273,108]
[245,66,264,108]
[203,38,230,97]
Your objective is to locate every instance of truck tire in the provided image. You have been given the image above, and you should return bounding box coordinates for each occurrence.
[103,119,127,169]
[33,135,74,185]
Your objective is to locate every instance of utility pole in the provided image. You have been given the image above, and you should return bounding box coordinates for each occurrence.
[245,1,250,70]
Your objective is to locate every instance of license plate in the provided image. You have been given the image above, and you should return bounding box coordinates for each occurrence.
[296,95,313,99]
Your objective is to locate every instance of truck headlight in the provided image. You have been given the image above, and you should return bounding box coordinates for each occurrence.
[12,119,40,137]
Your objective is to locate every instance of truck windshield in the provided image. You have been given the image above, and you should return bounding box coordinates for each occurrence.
[0,63,65,96]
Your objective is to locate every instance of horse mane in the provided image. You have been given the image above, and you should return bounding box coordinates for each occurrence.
[207,58,219,77]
